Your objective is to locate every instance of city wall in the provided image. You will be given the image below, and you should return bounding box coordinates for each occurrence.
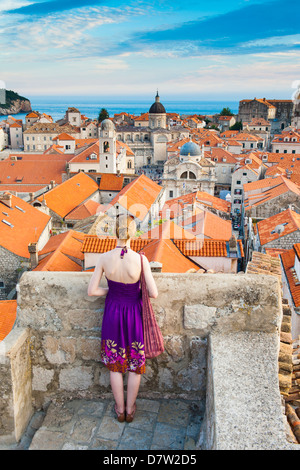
[0,271,298,449]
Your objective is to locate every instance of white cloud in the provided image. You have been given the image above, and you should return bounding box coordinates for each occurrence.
[0,0,33,12]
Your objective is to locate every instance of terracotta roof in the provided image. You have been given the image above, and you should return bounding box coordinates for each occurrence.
[280,248,300,307]
[24,122,79,135]
[257,209,300,246]
[140,238,201,273]
[0,192,51,258]
[26,112,39,118]
[181,211,232,240]
[81,235,149,253]
[108,174,162,221]
[162,191,231,220]
[0,300,17,341]
[99,173,124,191]
[64,199,101,221]
[68,142,99,163]
[173,238,244,258]
[0,159,68,187]
[140,220,196,240]
[246,251,282,279]
[116,140,135,156]
[195,191,231,213]
[37,172,99,218]
[34,230,85,271]
[10,122,22,128]
[53,133,75,141]
[244,176,300,210]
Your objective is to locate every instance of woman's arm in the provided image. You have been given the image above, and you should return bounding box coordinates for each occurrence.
[142,255,158,299]
[87,256,109,297]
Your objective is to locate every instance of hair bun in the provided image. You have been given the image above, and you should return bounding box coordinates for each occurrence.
[116,214,136,240]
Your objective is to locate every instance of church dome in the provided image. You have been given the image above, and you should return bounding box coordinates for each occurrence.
[101,119,115,131]
[149,91,166,114]
[180,140,201,157]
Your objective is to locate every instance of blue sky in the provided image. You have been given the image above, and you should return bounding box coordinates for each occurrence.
[0,0,299,100]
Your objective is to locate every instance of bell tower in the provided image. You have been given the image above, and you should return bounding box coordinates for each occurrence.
[99,119,117,173]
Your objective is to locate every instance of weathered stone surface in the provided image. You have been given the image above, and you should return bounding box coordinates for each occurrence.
[32,366,54,392]
[59,366,93,391]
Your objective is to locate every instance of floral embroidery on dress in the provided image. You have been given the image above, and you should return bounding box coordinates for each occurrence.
[101,339,146,374]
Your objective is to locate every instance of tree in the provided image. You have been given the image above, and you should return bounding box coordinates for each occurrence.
[229,121,243,131]
[220,107,234,116]
[98,108,109,123]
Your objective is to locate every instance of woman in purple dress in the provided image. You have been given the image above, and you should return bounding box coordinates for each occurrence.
[88,215,158,423]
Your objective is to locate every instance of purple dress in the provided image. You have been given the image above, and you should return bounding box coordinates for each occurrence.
[100,273,146,375]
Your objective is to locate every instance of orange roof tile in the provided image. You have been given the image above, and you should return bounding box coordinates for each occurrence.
[116,140,135,156]
[0,192,50,258]
[141,238,200,273]
[257,209,300,245]
[140,220,196,240]
[280,248,300,307]
[0,300,17,341]
[64,199,101,220]
[99,173,124,191]
[0,159,68,187]
[68,142,99,163]
[34,230,85,271]
[37,172,99,218]
[53,133,75,141]
[181,211,232,240]
[81,235,149,253]
[174,239,228,257]
[108,174,162,221]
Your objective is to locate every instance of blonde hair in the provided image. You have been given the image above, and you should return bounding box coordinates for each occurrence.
[115,214,136,240]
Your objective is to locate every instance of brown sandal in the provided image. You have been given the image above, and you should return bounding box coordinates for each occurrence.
[115,404,125,423]
[126,403,136,423]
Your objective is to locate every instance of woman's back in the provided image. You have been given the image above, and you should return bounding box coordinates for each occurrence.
[101,247,142,284]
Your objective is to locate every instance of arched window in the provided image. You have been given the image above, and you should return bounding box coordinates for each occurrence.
[127,161,132,169]
[189,171,196,179]
[180,171,188,179]
[103,141,110,153]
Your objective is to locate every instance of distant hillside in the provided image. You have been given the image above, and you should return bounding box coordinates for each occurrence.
[0,89,32,115]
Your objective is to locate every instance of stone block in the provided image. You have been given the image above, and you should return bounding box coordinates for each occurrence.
[32,366,54,392]
[59,366,93,391]
[184,304,217,332]
[42,335,76,364]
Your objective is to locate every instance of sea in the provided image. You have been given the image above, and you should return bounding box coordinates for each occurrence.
[0,97,239,123]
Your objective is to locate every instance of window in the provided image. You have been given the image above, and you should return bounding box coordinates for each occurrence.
[180,171,188,179]
[0,281,5,289]
[169,190,173,198]
[292,150,296,154]
[236,180,241,185]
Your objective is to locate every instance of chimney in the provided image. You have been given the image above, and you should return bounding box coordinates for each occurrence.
[150,261,162,273]
[50,180,55,189]
[29,192,34,202]
[28,242,39,269]
[229,234,238,254]
[0,193,12,208]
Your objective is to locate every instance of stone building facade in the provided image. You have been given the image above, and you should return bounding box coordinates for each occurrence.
[238,98,293,133]
[115,93,189,167]
[162,140,216,199]
[245,191,300,219]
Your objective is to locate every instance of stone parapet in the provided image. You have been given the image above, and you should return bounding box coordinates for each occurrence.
[0,270,298,449]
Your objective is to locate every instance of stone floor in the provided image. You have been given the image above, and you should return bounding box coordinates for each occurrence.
[9,398,204,451]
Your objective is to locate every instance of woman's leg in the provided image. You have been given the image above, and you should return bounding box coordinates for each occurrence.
[110,371,125,413]
[126,372,141,414]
